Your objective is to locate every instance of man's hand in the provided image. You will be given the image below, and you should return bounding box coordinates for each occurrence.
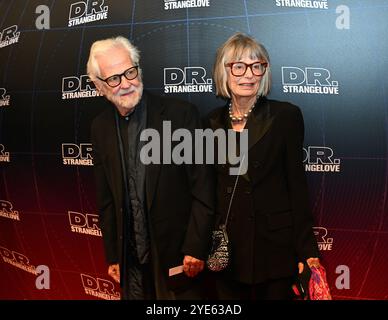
[183,255,204,278]
[108,264,120,283]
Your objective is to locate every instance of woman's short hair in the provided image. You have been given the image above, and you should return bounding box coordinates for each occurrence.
[87,36,142,81]
[213,32,271,99]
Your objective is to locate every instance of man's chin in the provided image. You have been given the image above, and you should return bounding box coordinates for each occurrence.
[117,94,142,111]
[104,86,143,112]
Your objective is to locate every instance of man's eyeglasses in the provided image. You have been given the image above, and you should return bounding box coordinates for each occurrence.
[225,61,268,77]
[97,66,139,87]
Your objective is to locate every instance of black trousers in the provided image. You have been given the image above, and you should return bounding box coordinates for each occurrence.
[122,243,204,300]
[121,261,156,300]
[215,274,295,300]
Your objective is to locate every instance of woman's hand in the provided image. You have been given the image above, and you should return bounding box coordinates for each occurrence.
[108,264,120,283]
[298,257,320,273]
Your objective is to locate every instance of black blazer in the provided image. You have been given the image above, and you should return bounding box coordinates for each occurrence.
[91,91,215,285]
[206,97,319,284]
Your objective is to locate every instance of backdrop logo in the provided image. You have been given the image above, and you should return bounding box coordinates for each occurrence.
[275,0,328,9]
[303,146,341,172]
[0,200,20,221]
[0,144,10,162]
[0,246,37,274]
[62,75,102,100]
[313,227,334,251]
[68,211,102,237]
[0,25,20,48]
[164,0,210,10]
[81,274,120,300]
[0,88,10,107]
[164,67,213,93]
[62,143,93,166]
[282,67,339,95]
[68,0,109,27]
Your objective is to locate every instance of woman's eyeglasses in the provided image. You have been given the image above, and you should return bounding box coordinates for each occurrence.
[225,61,268,77]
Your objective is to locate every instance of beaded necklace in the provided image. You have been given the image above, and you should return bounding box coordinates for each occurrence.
[228,102,255,122]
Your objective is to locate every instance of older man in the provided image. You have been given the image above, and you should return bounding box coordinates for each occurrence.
[87,36,214,299]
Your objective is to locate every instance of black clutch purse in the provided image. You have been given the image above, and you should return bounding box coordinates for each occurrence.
[206,224,230,272]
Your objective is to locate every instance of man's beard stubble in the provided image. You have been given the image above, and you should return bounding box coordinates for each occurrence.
[105,82,144,114]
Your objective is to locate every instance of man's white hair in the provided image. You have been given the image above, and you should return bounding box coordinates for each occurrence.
[87,36,141,81]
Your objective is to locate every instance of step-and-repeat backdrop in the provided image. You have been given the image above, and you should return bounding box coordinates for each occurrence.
[1,0,388,300]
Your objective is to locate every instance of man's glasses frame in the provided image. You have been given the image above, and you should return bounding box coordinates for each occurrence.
[97,66,139,87]
[225,61,268,77]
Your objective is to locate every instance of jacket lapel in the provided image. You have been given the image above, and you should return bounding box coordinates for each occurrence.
[246,97,274,151]
[209,98,274,150]
[208,105,229,131]
[208,98,274,182]
[144,93,165,212]
[105,107,125,211]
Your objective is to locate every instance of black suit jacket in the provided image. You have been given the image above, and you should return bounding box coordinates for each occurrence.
[91,91,215,286]
[206,97,319,284]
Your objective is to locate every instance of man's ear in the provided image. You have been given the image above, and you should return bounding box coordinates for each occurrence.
[93,80,104,96]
